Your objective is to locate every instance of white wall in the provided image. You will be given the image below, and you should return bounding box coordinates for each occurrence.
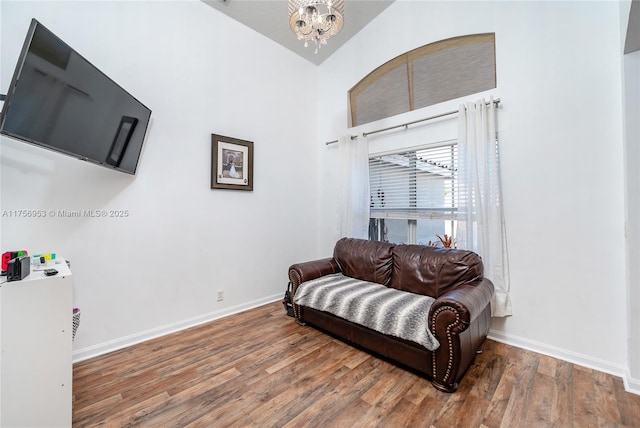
[1,1,319,360]
[317,0,628,379]
[622,0,640,393]
[623,49,640,392]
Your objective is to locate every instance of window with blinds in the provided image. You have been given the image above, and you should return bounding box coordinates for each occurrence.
[350,34,496,127]
[369,142,459,244]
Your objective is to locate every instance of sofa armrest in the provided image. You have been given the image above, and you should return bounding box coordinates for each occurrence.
[429,278,494,333]
[428,278,494,391]
[288,258,341,289]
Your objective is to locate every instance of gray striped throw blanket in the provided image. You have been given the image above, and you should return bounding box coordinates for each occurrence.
[294,273,440,350]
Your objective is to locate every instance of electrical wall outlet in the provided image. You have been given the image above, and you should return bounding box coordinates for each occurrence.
[217,290,224,301]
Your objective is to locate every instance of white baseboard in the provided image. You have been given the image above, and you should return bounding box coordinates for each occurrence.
[488,330,640,396]
[72,293,282,363]
[623,369,640,396]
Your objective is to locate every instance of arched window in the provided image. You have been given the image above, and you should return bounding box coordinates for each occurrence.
[349,33,496,127]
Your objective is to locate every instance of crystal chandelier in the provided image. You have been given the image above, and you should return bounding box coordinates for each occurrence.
[288,0,344,54]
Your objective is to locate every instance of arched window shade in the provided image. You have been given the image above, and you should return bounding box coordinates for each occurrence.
[349,34,496,127]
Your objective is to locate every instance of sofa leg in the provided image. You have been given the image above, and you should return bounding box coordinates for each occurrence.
[296,320,306,326]
[476,348,483,354]
[431,380,458,393]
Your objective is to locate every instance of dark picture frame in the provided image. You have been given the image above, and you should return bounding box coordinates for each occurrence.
[211,134,254,191]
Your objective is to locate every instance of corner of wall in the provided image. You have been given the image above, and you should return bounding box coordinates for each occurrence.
[624,370,640,395]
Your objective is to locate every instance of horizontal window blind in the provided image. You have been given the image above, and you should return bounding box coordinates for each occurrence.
[369,143,462,221]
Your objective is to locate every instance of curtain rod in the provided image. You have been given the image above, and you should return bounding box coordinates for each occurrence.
[325,98,501,146]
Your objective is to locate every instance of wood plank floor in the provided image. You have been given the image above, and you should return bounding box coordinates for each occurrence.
[73,302,640,427]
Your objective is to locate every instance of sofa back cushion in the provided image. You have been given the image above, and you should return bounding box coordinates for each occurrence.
[333,238,395,286]
[391,245,484,298]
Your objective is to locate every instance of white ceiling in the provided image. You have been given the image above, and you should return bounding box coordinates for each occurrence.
[201,0,395,65]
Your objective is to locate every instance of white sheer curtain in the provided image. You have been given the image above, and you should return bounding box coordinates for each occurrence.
[338,134,370,239]
[457,98,512,317]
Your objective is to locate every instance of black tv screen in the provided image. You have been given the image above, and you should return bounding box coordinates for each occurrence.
[0,19,151,175]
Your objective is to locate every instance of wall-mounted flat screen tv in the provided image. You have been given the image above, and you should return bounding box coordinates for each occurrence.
[0,19,151,175]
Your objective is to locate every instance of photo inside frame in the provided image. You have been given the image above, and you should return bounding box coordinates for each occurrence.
[217,141,249,185]
[221,148,244,179]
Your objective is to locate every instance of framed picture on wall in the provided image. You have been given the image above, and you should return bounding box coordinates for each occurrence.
[211,134,254,191]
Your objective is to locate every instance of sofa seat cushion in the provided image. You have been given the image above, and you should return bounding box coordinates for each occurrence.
[293,273,440,350]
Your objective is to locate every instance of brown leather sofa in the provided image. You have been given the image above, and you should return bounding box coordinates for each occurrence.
[288,237,494,392]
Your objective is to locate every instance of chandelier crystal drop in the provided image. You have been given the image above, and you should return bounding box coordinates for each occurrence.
[288,0,344,54]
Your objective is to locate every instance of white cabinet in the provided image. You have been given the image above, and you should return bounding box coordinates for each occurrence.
[0,260,73,427]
